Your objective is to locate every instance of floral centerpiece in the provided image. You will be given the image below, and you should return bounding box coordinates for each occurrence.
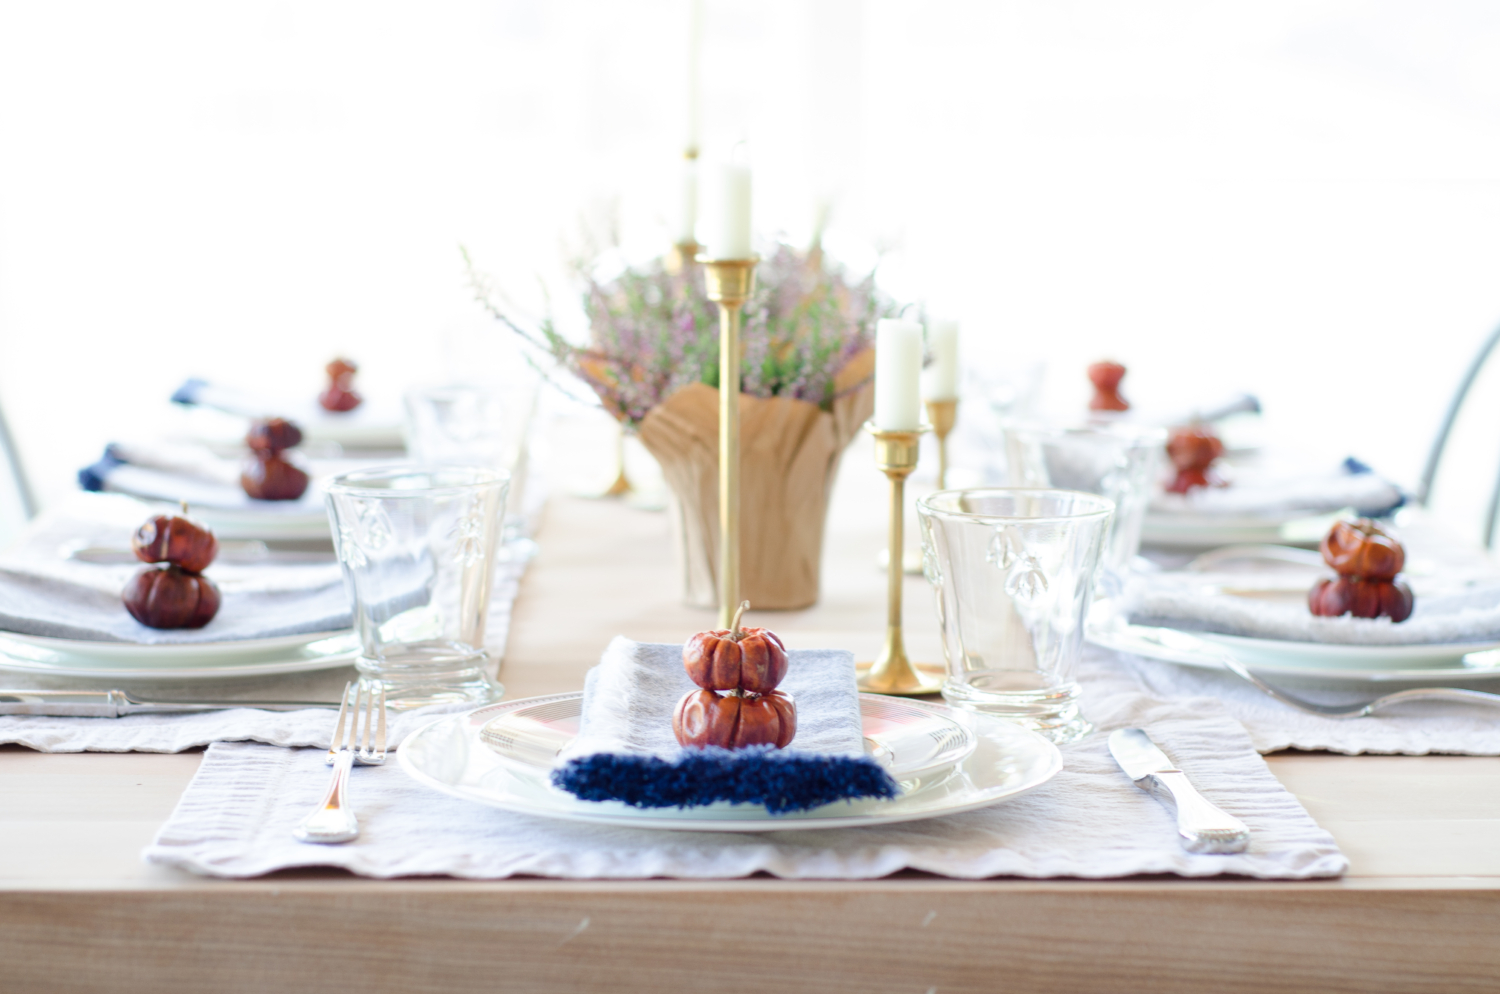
[470,244,897,609]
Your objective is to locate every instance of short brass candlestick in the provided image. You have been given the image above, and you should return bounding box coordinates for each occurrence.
[926,398,958,490]
[666,239,701,275]
[859,421,943,696]
[701,255,759,628]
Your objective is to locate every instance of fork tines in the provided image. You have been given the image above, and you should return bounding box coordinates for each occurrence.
[327,681,388,766]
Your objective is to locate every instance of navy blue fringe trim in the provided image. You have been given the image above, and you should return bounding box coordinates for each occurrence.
[170,378,209,406]
[77,446,125,492]
[552,746,900,815]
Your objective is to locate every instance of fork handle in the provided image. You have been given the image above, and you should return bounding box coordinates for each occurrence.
[1137,771,1251,854]
[292,749,358,845]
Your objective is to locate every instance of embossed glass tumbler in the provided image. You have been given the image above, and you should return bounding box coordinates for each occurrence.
[1000,422,1165,585]
[326,466,509,710]
[917,488,1114,744]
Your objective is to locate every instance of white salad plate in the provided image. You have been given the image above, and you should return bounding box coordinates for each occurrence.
[1090,622,1500,686]
[476,692,978,781]
[0,629,359,679]
[400,693,1062,832]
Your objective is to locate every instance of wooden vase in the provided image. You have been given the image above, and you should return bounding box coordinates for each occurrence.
[637,351,874,611]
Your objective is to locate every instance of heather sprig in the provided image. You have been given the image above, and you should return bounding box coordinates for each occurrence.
[467,244,896,427]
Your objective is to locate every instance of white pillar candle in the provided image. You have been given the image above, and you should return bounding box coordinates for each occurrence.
[675,155,698,245]
[922,320,960,401]
[875,319,923,430]
[702,159,752,259]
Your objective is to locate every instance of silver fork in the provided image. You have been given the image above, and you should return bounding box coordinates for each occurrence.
[292,681,387,844]
[1216,652,1500,720]
[1111,623,1500,720]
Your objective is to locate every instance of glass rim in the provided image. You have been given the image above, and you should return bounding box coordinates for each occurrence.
[326,464,510,499]
[917,487,1115,523]
[1004,418,1168,445]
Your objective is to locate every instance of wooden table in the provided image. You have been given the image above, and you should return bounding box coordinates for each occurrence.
[1,457,1498,993]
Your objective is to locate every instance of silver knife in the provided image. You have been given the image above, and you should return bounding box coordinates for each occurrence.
[0,689,338,717]
[1108,727,1250,854]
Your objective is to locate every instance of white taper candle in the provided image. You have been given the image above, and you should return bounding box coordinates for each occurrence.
[702,159,752,259]
[922,320,960,401]
[875,319,923,431]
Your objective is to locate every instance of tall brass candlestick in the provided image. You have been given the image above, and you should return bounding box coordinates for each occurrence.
[859,421,943,696]
[926,398,958,490]
[701,256,758,628]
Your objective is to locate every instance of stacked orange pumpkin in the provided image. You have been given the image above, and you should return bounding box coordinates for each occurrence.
[122,505,221,629]
[672,602,797,749]
[1308,519,1414,622]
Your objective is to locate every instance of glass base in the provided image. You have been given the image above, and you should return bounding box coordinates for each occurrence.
[355,650,503,712]
[941,678,1094,745]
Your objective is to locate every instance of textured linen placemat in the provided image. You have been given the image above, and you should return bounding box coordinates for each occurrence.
[0,548,532,753]
[143,646,1347,881]
[1117,652,1500,755]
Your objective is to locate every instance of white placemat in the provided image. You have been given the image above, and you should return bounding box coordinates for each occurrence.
[142,648,1347,881]
[1117,652,1500,755]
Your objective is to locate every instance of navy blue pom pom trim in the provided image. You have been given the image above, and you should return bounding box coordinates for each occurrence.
[552,746,900,815]
[77,447,125,492]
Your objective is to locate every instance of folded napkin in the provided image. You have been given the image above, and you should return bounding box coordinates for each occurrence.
[79,442,326,516]
[1150,458,1402,519]
[1124,571,1500,645]
[0,496,351,644]
[142,647,1347,881]
[550,638,898,814]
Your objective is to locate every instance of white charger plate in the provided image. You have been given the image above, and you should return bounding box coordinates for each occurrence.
[399,693,1062,832]
[476,692,978,781]
[1090,622,1500,685]
[0,629,358,679]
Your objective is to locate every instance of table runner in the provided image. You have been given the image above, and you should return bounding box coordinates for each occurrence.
[142,647,1347,881]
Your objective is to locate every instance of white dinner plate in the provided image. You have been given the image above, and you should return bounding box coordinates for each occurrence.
[476,692,978,781]
[1141,509,1345,550]
[1090,622,1500,686]
[0,629,359,679]
[399,693,1062,832]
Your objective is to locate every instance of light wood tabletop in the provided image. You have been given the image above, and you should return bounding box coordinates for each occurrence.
[0,435,1497,994]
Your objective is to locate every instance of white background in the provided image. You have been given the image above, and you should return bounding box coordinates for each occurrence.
[3,0,1500,544]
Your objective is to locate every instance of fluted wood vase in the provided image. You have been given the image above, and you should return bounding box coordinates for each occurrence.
[637,350,874,610]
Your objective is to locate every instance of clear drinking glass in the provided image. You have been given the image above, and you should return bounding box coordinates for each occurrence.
[917,488,1114,743]
[404,383,538,551]
[326,466,510,710]
[1000,422,1165,584]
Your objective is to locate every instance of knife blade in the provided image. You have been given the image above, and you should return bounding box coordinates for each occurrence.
[0,689,339,718]
[1108,727,1250,854]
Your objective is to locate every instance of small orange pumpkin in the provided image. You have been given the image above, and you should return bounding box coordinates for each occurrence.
[1308,576,1413,622]
[1321,519,1404,581]
[672,689,797,750]
[682,601,788,694]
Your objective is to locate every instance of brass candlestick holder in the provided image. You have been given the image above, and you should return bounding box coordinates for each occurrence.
[926,398,958,490]
[858,420,943,696]
[666,239,701,275]
[701,255,759,629]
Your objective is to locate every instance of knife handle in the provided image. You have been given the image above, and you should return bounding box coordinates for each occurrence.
[1138,771,1250,854]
